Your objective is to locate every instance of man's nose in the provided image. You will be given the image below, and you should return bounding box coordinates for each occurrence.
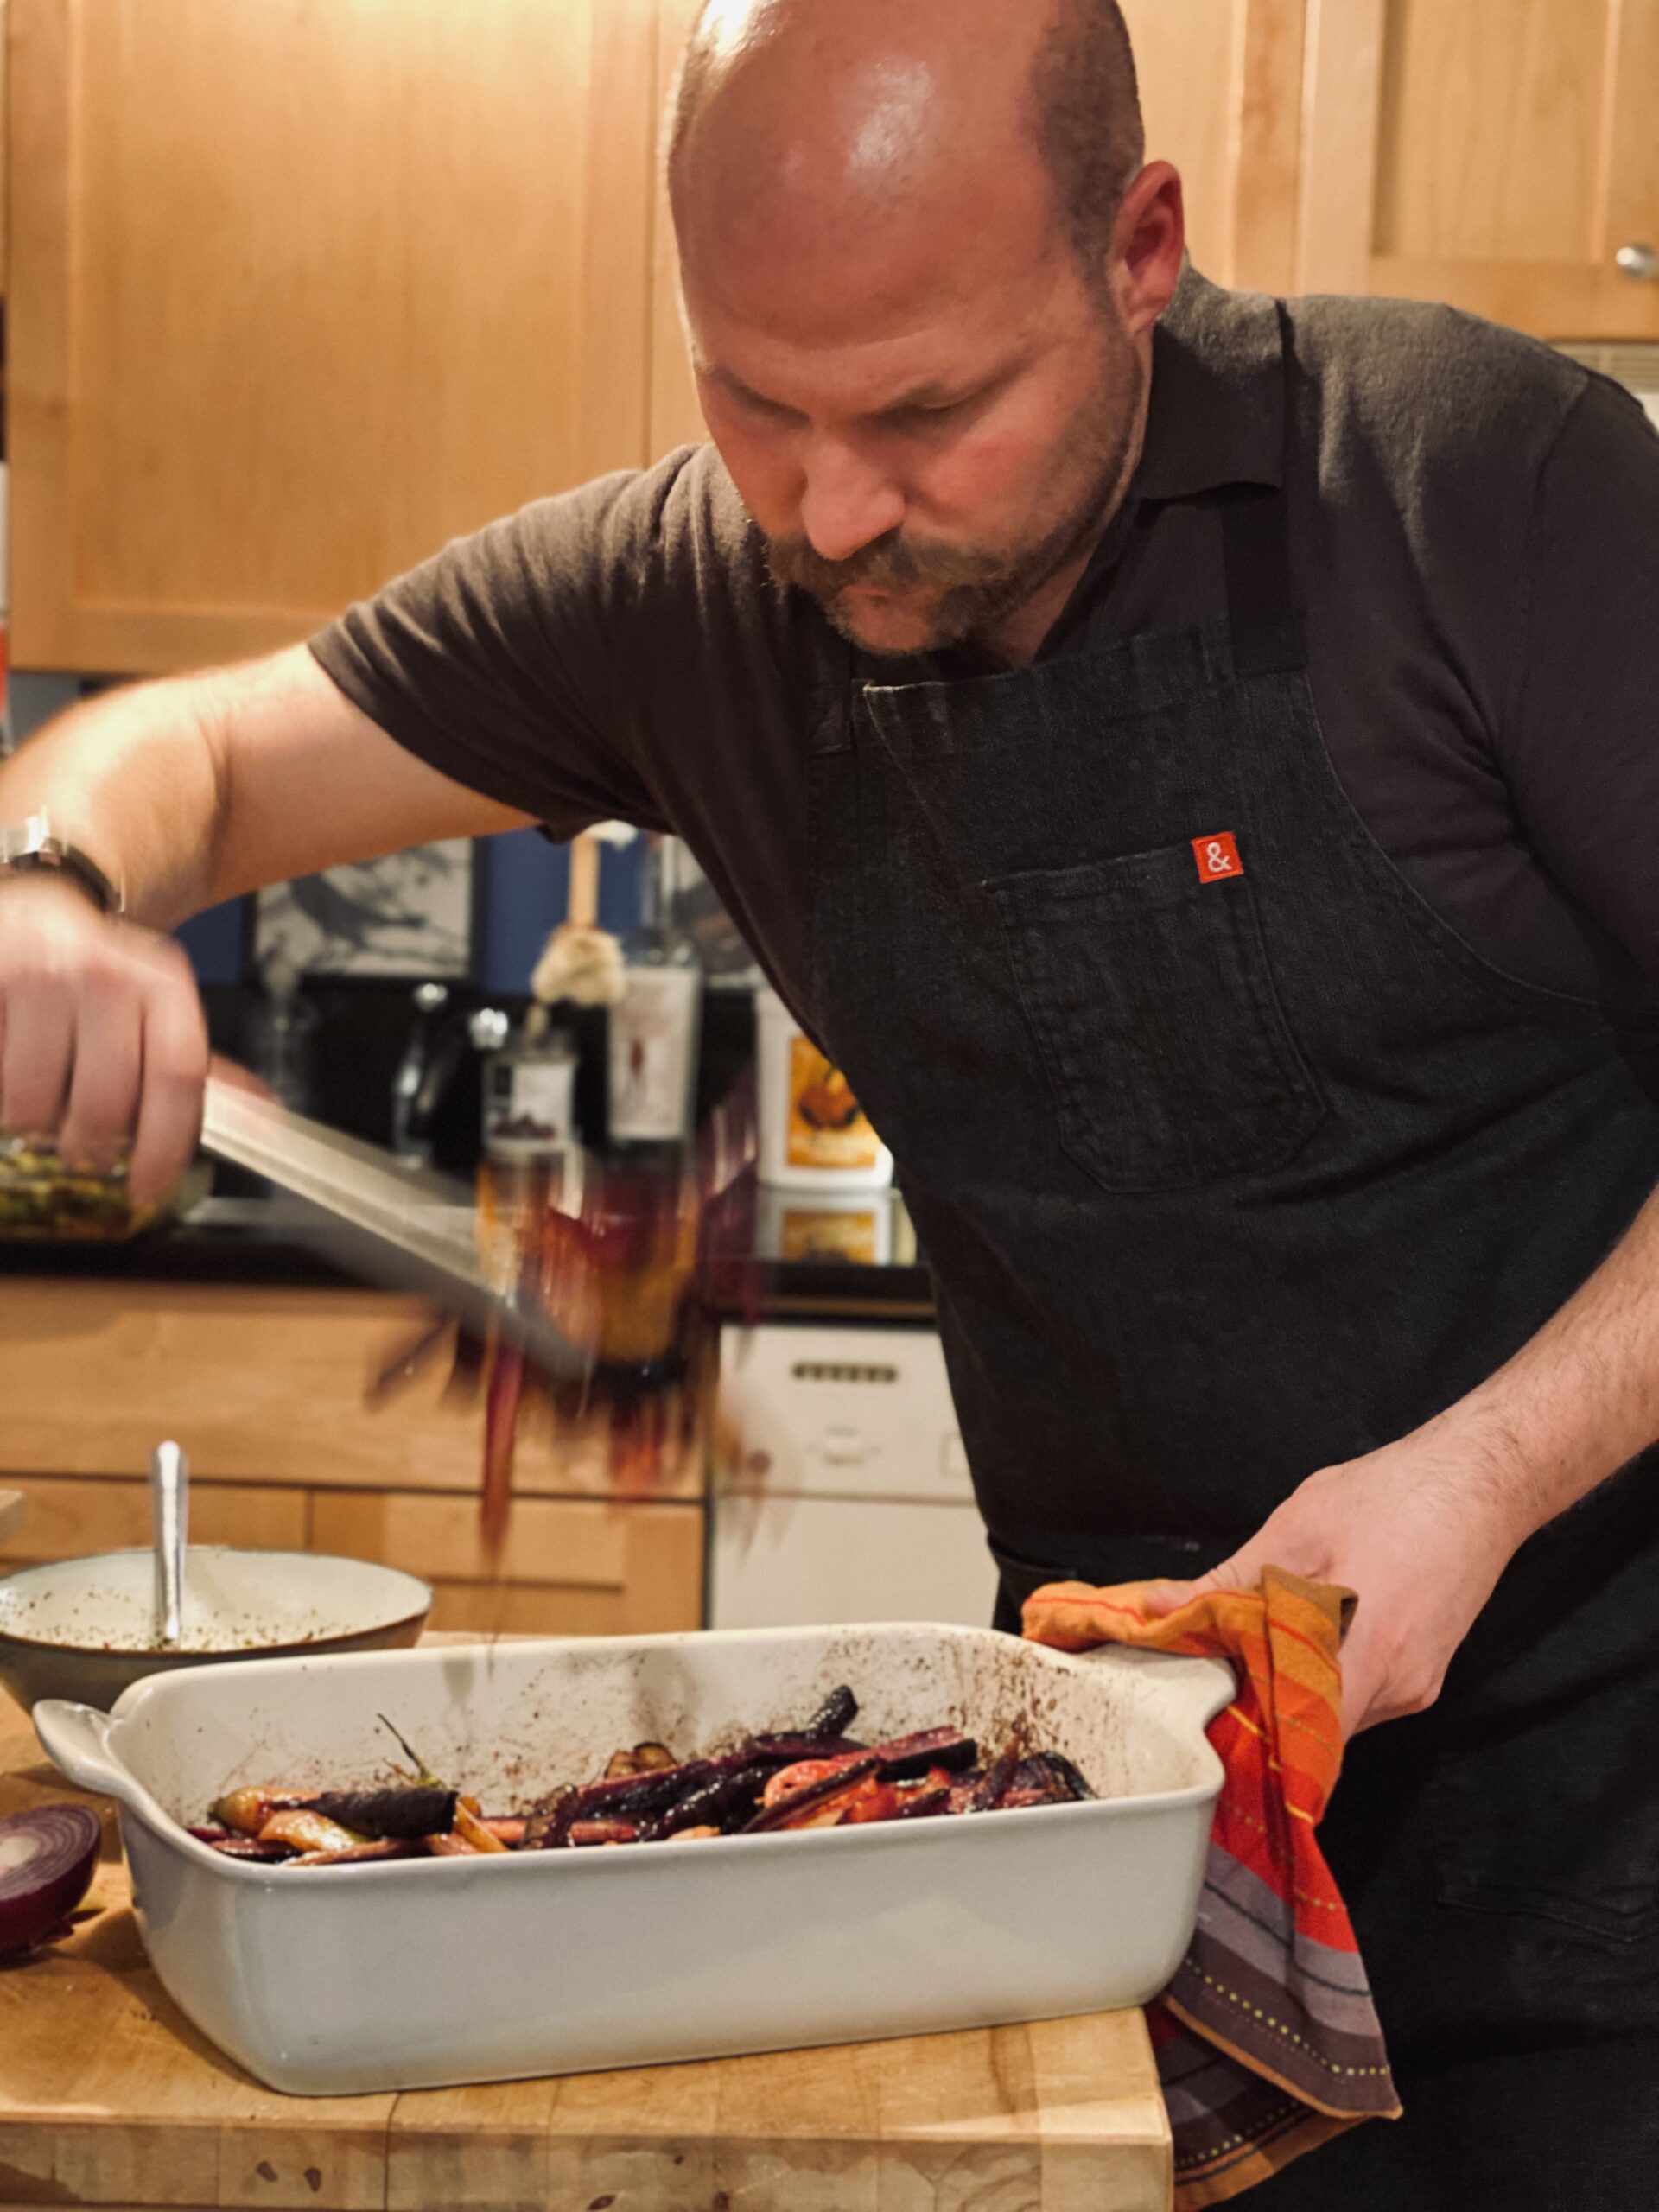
[797,438,906,564]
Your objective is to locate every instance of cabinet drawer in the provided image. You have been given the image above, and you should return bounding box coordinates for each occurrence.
[0,1474,306,1565]
[0,1281,702,1500]
[313,1493,704,1636]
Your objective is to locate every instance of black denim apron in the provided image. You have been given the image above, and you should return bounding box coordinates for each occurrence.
[804,315,1659,2201]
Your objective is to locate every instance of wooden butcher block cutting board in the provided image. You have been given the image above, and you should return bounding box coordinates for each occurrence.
[0,1665,1173,2212]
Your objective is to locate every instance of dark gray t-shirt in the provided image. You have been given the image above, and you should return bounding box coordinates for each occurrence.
[311,267,1659,1027]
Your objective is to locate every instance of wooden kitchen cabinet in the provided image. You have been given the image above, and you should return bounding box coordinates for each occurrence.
[10,0,1656,677]
[0,1472,307,1562]
[0,1277,707,1636]
[1298,0,1659,339]
[8,0,670,673]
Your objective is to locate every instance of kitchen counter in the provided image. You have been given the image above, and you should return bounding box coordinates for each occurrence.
[0,1191,935,1319]
[0,1675,1173,2212]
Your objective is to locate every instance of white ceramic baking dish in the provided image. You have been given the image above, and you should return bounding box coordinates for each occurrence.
[35,1623,1232,2096]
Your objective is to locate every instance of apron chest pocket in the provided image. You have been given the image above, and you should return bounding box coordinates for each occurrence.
[985,843,1325,1192]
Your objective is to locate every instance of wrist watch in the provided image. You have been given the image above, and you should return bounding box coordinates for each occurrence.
[0,815,126,917]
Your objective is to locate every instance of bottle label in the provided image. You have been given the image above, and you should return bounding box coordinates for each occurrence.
[785,1039,883,1170]
[609,968,699,1141]
[484,1052,575,1156]
[779,1204,881,1263]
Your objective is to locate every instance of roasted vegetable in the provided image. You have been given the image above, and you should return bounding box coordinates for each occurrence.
[193,1689,1096,1870]
[1031,1751,1096,1802]
[203,1836,296,1863]
[969,1739,1024,1813]
[257,1809,369,1856]
[286,1840,420,1868]
[744,1753,882,1834]
[211,1786,317,1836]
[604,1742,679,1779]
[799,1685,859,1742]
[644,1761,769,1840]
[569,1820,639,1847]
[742,1732,867,1764]
[452,1802,511,1854]
[310,1787,458,1840]
[868,1728,978,1780]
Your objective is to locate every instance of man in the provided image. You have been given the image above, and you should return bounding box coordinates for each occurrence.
[2,0,1656,2197]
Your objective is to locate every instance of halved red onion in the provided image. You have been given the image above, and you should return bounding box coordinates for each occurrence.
[0,1803,101,1955]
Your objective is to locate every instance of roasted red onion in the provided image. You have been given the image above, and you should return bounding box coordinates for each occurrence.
[743,1753,882,1834]
[0,1804,100,1956]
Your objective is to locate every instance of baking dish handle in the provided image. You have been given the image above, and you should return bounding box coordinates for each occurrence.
[1070,1644,1236,1734]
[34,1699,143,1810]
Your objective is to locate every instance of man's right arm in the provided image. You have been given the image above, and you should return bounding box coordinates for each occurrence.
[0,642,532,1201]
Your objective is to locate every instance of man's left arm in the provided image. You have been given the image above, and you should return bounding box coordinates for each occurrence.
[1154,372,1659,1735]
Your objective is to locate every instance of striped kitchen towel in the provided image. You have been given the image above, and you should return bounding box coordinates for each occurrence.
[1021,1567,1401,2207]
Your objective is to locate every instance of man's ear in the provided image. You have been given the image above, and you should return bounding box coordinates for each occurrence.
[1109,160,1185,340]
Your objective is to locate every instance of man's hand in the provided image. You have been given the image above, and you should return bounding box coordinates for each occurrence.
[0,875,209,1207]
[1144,1409,1537,1737]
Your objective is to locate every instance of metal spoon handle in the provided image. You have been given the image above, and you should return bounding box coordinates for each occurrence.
[150,1441,188,1648]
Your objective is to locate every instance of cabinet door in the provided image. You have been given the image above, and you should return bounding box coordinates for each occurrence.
[1299,0,1659,338]
[645,0,1312,462]
[1122,0,1307,296]
[9,0,663,673]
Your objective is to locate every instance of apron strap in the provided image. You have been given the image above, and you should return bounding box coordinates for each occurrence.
[1221,305,1306,679]
[1221,484,1306,678]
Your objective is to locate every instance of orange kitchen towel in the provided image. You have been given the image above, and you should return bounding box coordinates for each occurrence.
[1022,1568,1401,2208]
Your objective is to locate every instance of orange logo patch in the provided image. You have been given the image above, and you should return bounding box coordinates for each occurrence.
[1192,832,1243,883]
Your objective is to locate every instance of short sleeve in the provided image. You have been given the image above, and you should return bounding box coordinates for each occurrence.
[1499,376,1659,985]
[308,464,690,837]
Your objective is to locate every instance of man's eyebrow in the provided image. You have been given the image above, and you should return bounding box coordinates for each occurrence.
[702,361,802,416]
[701,355,1024,422]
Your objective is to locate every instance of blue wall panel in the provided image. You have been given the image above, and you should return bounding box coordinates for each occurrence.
[174,830,646,997]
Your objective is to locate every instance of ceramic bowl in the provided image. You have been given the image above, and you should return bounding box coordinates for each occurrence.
[0,1548,431,1710]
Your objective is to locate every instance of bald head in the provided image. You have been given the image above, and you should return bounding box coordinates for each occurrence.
[665,0,1178,664]
[669,0,1142,292]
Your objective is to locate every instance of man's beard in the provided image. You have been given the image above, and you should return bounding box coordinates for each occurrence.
[762,350,1145,657]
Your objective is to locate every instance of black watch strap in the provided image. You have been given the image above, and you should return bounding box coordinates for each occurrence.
[0,817,126,917]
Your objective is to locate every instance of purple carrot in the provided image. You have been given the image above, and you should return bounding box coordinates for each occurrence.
[310,1787,458,1840]
[536,1761,715,1847]
[644,1760,769,1840]
[743,1732,868,1764]
[1032,1751,1096,1802]
[869,1728,978,1781]
[969,1738,1024,1812]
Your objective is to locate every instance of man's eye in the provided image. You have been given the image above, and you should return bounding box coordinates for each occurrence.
[891,399,966,428]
